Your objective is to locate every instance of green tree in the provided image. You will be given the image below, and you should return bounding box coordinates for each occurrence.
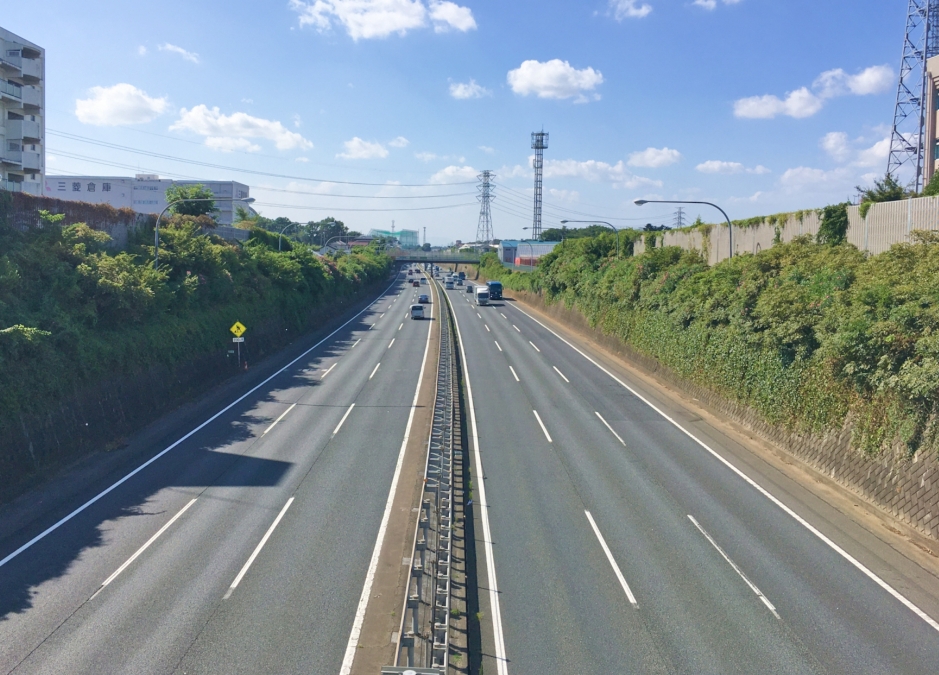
[923,171,939,197]
[165,184,219,218]
[857,174,907,205]
[421,242,431,252]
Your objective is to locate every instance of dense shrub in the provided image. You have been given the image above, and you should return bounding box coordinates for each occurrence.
[481,233,939,458]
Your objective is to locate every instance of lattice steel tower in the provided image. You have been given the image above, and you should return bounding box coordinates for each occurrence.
[531,131,549,239]
[476,170,495,245]
[888,0,939,191]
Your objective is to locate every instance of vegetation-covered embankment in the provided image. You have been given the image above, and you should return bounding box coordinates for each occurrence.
[479,229,939,461]
[0,212,391,498]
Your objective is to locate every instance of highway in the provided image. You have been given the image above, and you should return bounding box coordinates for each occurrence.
[0,271,434,675]
[444,278,939,675]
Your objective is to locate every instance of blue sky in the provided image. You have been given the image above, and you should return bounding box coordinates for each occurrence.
[4,0,905,243]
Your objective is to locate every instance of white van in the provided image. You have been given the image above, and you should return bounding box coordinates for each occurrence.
[474,287,490,305]
[444,279,454,290]
[410,304,424,320]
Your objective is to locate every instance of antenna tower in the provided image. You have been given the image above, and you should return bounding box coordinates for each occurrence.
[888,0,939,191]
[476,170,495,245]
[531,131,549,239]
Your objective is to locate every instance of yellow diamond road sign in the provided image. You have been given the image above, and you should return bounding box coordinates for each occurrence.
[230,321,246,338]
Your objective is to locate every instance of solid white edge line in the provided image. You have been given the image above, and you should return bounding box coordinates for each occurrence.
[369,362,381,380]
[688,515,780,619]
[333,403,356,436]
[532,410,553,443]
[529,341,540,352]
[494,341,502,352]
[595,412,626,447]
[339,266,436,674]
[447,292,509,675]
[585,511,638,607]
[322,362,337,377]
[505,302,939,634]
[553,366,570,383]
[388,338,395,349]
[0,277,401,571]
[225,497,295,597]
[509,366,520,382]
[263,403,297,435]
[99,498,197,590]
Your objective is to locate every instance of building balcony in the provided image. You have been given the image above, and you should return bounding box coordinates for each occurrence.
[1,179,22,192]
[0,149,22,166]
[20,58,40,83]
[0,78,22,102]
[20,180,40,195]
[0,53,22,75]
[21,86,40,109]
[5,119,41,142]
[22,151,40,171]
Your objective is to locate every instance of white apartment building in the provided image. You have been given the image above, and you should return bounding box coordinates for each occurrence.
[43,174,251,226]
[0,27,44,196]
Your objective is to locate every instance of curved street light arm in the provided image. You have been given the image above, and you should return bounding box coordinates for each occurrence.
[154,196,254,270]
[633,199,733,259]
[559,219,620,258]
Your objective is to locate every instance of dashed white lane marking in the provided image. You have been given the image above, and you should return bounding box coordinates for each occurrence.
[585,511,638,608]
[333,403,356,435]
[495,341,502,352]
[399,323,404,331]
[509,366,520,382]
[95,498,198,597]
[369,362,381,380]
[477,313,482,319]
[485,325,490,332]
[513,325,521,332]
[533,410,552,443]
[388,338,395,349]
[351,339,361,349]
[263,403,297,435]
[595,412,626,447]
[688,515,780,619]
[322,363,337,377]
[529,341,540,352]
[224,498,295,599]
[553,366,569,383]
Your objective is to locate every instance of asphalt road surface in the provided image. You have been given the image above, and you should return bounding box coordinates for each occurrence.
[0,269,434,675]
[446,280,939,675]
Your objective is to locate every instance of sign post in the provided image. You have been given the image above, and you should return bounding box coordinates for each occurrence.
[230,321,247,370]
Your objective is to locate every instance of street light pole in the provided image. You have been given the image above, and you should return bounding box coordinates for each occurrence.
[278,221,298,252]
[559,219,620,258]
[154,196,255,270]
[633,199,733,260]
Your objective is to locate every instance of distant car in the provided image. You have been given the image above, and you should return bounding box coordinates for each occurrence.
[456,278,463,286]
[410,304,424,320]
[408,270,413,275]
[418,294,430,304]
[466,284,473,293]
[486,280,503,300]
[458,271,466,280]
[412,280,420,287]
[444,280,454,290]
[420,277,427,284]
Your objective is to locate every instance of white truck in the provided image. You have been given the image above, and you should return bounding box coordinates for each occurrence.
[474,286,490,305]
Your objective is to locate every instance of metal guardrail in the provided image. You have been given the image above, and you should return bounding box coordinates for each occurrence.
[389,282,458,672]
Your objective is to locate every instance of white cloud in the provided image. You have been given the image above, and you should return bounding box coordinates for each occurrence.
[734,87,823,119]
[609,0,652,20]
[479,145,495,154]
[159,43,199,64]
[296,157,310,162]
[242,98,254,104]
[543,158,662,189]
[388,136,410,148]
[293,113,302,128]
[855,137,891,168]
[170,105,313,150]
[415,151,438,161]
[450,79,491,99]
[75,83,169,126]
[820,131,851,162]
[430,165,478,183]
[693,0,743,9]
[696,160,769,174]
[780,166,853,191]
[338,137,389,159]
[205,137,261,153]
[628,147,681,168]
[735,64,894,119]
[137,45,147,56]
[814,65,894,98]
[289,0,475,40]
[507,59,603,101]
[429,1,477,32]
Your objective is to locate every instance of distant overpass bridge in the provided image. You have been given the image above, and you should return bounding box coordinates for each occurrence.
[388,251,482,265]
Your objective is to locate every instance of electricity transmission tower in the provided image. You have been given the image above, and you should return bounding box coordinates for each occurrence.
[531,131,549,239]
[476,170,495,245]
[888,0,939,191]
[673,207,685,229]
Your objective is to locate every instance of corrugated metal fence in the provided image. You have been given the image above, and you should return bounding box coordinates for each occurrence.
[632,196,939,263]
